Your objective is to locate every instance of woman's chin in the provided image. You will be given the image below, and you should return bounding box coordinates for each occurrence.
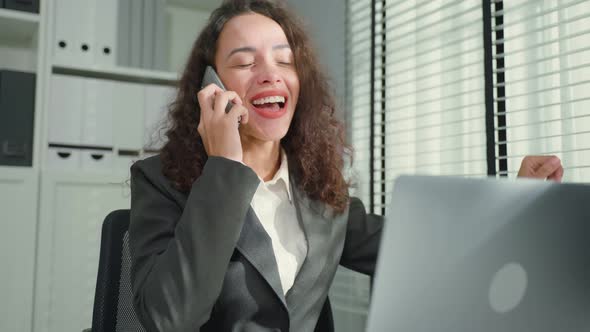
[241,124,289,143]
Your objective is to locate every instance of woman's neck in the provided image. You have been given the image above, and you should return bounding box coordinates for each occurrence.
[242,139,282,182]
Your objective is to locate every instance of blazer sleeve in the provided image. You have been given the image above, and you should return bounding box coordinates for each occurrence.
[129,156,260,332]
[339,197,385,276]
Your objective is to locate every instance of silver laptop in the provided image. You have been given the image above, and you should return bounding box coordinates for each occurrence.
[366,175,590,332]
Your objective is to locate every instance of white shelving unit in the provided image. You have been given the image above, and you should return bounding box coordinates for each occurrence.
[52,63,179,85]
[27,1,219,332]
[0,1,219,331]
[34,170,131,332]
[0,8,40,73]
[0,8,39,41]
[0,166,38,332]
[0,4,44,332]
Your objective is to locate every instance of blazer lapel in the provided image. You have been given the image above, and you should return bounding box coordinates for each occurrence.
[235,207,288,310]
[286,183,335,308]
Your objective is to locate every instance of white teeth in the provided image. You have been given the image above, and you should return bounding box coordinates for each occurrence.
[252,96,285,105]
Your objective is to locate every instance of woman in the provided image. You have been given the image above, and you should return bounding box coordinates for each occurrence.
[129,1,563,331]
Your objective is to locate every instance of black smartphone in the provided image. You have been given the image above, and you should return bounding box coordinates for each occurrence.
[201,66,233,114]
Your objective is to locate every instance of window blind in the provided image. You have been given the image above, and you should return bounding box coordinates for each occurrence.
[347,0,375,209]
[339,1,590,330]
[371,0,488,213]
[337,1,490,328]
[328,1,373,330]
[491,0,590,182]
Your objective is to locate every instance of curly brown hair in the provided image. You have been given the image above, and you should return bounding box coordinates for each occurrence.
[160,0,352,213]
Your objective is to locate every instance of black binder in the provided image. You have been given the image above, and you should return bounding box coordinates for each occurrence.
[0,70,36,167]
[4,0,39,14]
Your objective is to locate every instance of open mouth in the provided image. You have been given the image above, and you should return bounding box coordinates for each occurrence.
[251,95,286,110]
[250,95,288,118]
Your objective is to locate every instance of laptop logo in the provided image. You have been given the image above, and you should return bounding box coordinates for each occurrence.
[488,262,528,313]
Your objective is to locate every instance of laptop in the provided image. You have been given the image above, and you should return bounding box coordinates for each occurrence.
[366,175,590,332]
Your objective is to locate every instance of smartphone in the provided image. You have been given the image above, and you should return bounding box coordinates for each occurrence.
[201,66,233,114]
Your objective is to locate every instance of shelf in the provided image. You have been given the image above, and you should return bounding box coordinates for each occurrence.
[41,168,131,184]
[52,63,179,85]
[168,0,219,10]
[0,165,36,178]
[0,8,39,43]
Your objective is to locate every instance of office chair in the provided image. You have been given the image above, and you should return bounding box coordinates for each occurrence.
[90,209,146,332]
[89,209,334,332]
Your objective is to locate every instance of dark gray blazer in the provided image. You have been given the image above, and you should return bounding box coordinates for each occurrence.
[129,155,383,332]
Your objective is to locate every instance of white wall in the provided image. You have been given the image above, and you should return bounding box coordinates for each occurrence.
[167,5,211,73]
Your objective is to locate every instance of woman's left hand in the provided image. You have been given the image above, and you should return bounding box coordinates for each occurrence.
[517,155,564,182]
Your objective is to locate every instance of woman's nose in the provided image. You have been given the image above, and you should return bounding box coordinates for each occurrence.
[256,63,282,85]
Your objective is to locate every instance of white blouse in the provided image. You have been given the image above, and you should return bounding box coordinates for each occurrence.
[250,151,308,295]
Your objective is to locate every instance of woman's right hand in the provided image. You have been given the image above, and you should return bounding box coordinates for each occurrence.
[197,84,249,163]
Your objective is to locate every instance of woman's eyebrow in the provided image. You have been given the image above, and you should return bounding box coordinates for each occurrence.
[272,44,291,51]
[227,46,256,59]
[226,44,291,59]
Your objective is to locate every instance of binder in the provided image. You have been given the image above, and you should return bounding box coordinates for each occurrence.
[46,146,81,170]
[0,70,36,167]
[144,84,174,150]
[153,0,169,71]
[130,0,144,68]
[53,0,78,65]
[73,0,95,66]
[4,0,40,13]
[112,81,144,151]
[116,0,131,67]
[81,149,114,171]
[94,0,118,67]
[47,74,83,146]
[54,0,96,66]
[142,0,155,69]
[83,78,114,147]
[114,149,141,171]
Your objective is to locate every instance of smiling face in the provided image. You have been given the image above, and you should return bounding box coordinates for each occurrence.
[214,12,300,144]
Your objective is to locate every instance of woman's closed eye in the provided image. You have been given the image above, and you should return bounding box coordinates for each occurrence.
[275,55,293,66]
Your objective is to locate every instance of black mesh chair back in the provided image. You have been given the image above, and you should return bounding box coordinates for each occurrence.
[91,209,146,332]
